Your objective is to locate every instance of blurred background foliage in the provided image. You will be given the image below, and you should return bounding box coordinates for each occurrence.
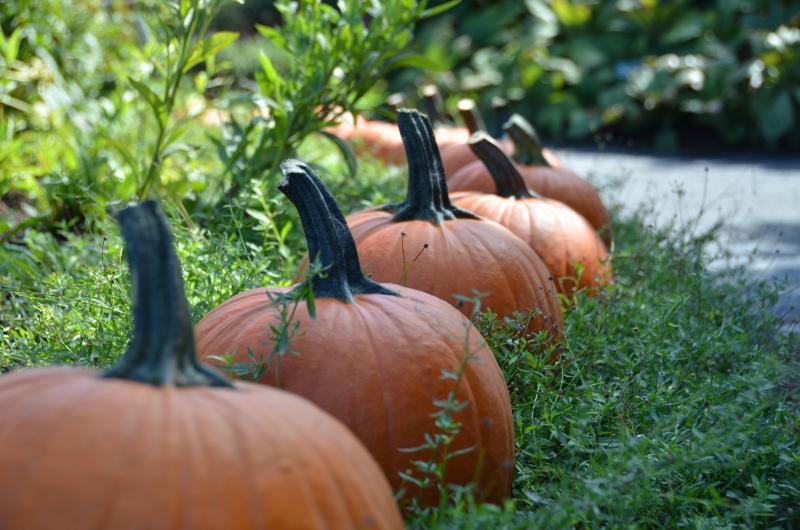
[210,0,800,151]
[2,0,798,239]
[403,0,800,151]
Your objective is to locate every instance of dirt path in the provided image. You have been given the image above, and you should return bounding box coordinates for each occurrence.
[557,148,800,328]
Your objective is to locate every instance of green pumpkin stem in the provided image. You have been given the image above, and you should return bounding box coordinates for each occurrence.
[279,160,397,302]
[469,132,542,200]
[384,109,479,224]
[504,114,550,167]
[104,201,232,387]
[457,99,486,134]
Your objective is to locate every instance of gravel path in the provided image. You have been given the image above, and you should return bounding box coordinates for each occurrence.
[556,148,800,328]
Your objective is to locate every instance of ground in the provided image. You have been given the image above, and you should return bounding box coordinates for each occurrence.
[560,147,800,328]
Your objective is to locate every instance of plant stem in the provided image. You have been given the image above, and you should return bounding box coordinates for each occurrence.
[278,159,396,302]
[469,132,541,199]
[504,114,549,166]
[104,200,232,387]
[385,109,479,223]
[457,99,485,134]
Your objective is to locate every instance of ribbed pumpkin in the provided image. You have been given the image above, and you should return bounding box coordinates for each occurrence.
[451,134,612,296]
[448,114,612,248]
[439,99,514,177]
[196,161,515,506]
[0,201,403,530]
[346,109,563,337]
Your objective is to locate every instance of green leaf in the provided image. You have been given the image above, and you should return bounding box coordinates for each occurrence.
[305,283,316,319]
[257,52,283,95]
[255,24,287,48]
[183,31,239,73]
[384,52,446,72]
[318,130,358,177]
[129,78,166,126]
[420,0,461,19]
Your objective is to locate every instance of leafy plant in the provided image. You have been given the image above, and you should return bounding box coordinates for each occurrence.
[211,0,457,204]
[404,0,800,150]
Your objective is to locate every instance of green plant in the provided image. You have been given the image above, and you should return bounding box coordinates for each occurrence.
[133,0,241,199]
[211,0,459,204]
[404,0,800,151]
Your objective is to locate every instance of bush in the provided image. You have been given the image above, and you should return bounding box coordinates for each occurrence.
[404,0,800,151]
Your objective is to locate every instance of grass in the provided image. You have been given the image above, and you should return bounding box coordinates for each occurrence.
[1,160,798,527]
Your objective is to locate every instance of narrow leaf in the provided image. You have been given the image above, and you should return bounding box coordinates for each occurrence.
[420,0,461,19]
[318,130,358,177]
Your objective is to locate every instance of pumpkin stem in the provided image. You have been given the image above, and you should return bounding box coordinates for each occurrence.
[104,201,232,387]
[491,97,511,138]
[457,99,486,134]
[420,84,452,126]
[469,132,543,200]
[384,109,479,224]
[279,160,397,302]
[504,114,550,167]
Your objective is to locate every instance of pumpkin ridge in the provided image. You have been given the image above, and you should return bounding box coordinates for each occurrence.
[279,401,358,525]
[461,221,518,311]
[350,299,402,481]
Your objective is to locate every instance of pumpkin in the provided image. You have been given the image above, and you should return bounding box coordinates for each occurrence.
[448,114,612,248]
[346,109,563,337]
[438,99,514,177]
[451,133,612,296]
[324,87,468,166]
[196,160,515,506]
[0,201,403,530]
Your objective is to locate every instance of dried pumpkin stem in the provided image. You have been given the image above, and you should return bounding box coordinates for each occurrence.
[105,201,232,387]
[469,132,543,200]
[504,114,550,167]
[457,99,486,134]
[385,109,479,224]
[279,160,396,302]
[420,84,452,126]
[491,97,511,138]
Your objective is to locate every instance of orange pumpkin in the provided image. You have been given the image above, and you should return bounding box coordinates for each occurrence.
[324,87,468,166]
[346,109,563,338]
[0,201,403,530]
[451,134,612,296]
[448,114,612,248]
[196,160,515,506]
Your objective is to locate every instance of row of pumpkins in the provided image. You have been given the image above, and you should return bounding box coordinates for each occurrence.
[0,106,612,529]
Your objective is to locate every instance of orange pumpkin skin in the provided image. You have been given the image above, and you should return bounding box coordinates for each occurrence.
[452,193,611,294]
[197,285,515,505]
[326,114,467,166]
[0,370,404,530]
[196,160,516,506]
[450,134,611,295]
[448,161,611,248]
[0,201,403,530]
[347,210,562,335]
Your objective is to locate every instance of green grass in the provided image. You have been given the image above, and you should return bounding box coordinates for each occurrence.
[2,168,798,527]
